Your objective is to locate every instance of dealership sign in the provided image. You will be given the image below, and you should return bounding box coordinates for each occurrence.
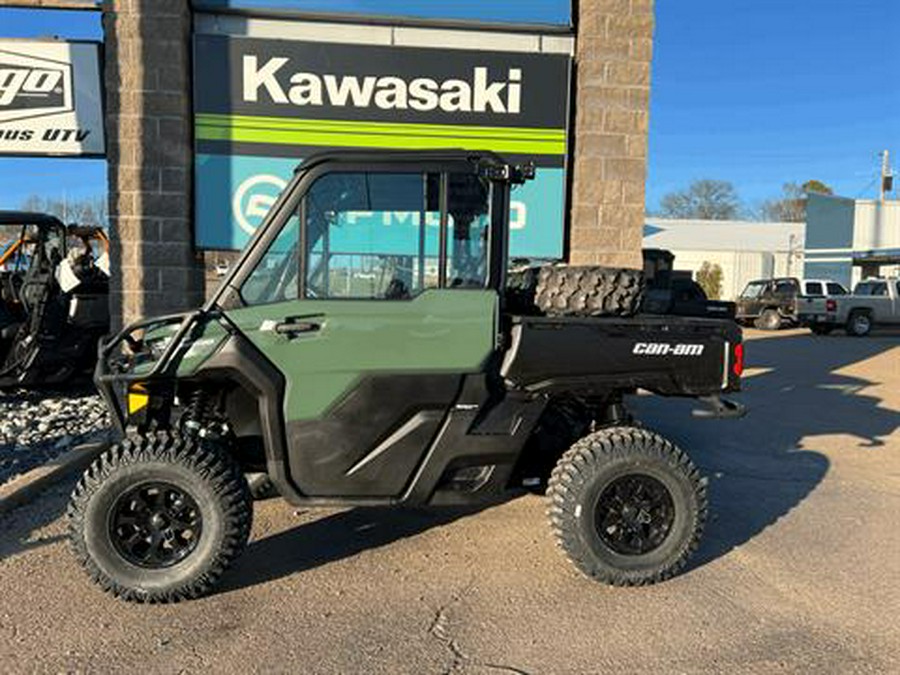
[0,40,104,156]
[193,34,571,257]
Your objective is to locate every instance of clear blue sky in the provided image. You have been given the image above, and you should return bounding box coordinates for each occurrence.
[0,2,897,215]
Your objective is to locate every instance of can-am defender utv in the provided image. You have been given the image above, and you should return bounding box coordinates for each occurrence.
[0,212,110,388]
[69,151,744,602]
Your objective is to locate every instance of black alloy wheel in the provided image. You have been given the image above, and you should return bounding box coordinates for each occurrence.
[109,482,203,569]
[594,474,675,556]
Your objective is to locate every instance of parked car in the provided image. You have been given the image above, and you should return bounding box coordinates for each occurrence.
[735,277,849,330]
[735,277,801,329]
[798,277,900,336]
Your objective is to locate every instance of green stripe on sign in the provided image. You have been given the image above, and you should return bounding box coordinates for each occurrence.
[194,114,566,156]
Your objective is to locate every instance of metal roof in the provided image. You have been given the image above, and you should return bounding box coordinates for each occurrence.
[644,218,805,253]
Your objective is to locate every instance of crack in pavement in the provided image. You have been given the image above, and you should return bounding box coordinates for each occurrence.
[428,580,530,675]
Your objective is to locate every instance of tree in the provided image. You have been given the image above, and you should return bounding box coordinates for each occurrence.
[19,194,108,228]
[759,180,833,222]
[658,180,741,220]
[696,261,723,300]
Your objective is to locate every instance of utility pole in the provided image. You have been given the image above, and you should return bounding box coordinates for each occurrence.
[880,150,893,203]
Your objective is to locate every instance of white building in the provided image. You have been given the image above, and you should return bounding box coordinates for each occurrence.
[805,194,900,287]
[643,218,804,300]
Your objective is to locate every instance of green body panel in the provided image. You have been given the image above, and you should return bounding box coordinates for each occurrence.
[224,289,498,421]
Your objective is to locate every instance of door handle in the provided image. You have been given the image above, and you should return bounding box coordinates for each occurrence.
[274,320,321,335]
[262,313,325,337]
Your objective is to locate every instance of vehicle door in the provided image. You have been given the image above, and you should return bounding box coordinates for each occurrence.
[222,163,502,498]
[855,281,890,323]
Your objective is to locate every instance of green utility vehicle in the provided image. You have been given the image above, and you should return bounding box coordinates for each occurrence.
[68,151,745,602]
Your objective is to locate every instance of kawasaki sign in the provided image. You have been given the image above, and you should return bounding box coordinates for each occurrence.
[0,40,104,156]
[193,34,571,256]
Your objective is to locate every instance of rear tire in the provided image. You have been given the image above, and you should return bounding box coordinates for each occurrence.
[846,310,872,337]
[535,266,644,318]
[754,308,782,330]
[547,427,707,586]
[67,431,252,603]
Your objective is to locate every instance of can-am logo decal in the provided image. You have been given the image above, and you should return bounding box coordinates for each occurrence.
[0,49,73,123]
[633,343,705,356]
[243,55,522,114]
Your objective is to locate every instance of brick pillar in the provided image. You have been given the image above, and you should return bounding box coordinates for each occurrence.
[103,0,204,327]
[569,0,654,268]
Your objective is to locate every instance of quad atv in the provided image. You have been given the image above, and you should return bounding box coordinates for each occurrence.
[0,212,110,388]
[68,151,745,602]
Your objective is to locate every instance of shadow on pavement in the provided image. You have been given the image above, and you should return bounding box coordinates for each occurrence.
[634,332,899,570]
[220,504,490,595]
[0,477,74,561]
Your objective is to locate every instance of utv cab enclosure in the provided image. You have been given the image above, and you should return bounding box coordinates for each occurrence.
[70,151,744,602]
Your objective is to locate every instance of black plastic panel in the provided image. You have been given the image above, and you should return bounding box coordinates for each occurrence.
[286,374,462,497]
[501,315,742,397]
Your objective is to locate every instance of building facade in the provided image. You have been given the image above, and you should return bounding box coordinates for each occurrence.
[805,193,900,288]
[5,0,655,325]
[644,218,803,300]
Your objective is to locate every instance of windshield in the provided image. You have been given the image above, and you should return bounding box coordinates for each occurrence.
[741,282,766,299]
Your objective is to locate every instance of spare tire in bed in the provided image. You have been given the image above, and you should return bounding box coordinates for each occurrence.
[534,266,644,317]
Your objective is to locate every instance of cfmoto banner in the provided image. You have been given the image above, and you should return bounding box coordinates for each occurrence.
[0,40,104,156]
[193,34,571,257]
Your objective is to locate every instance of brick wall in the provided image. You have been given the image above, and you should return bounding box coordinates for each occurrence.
[569,0,654,268]
[103,0,204,326]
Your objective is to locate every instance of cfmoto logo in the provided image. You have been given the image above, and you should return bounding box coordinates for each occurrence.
[232,174,287,236]
[0,49,72,123]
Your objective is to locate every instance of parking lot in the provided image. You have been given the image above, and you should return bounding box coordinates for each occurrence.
[1,329,898,674]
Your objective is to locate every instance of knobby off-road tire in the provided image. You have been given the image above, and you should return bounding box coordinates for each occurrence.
[534,266,644,318]
[67,432,253,603]
[547,427,707,586]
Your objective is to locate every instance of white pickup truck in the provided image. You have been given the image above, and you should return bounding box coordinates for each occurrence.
[798,277,900,336]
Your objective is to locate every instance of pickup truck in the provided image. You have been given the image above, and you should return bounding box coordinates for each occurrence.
[798,277,900,336]
[68,150,744,603]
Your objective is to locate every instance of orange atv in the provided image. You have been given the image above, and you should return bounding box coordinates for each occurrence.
[0,211,110,388]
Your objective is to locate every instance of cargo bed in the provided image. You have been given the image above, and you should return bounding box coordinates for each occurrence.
[501,313,743,397]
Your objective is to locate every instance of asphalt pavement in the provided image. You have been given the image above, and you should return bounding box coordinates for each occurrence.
[1,329,898,674]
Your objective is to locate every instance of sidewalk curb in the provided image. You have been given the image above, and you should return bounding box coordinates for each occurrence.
[0,441,108,516]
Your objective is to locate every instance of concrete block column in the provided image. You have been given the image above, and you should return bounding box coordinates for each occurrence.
[103,0,203,326]
[569,0,654,268]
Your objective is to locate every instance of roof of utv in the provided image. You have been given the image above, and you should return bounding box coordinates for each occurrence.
[0,211,65,228]
[292,149,509,175]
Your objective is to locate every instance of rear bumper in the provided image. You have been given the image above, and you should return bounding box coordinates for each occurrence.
[798,313,838,326]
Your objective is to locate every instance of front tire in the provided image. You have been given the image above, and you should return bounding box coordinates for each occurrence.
[547,427,707,586]
[67,432,252,603]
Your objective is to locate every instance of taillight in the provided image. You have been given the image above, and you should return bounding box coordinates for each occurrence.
[826,299,837,312]
[733,343,744,377]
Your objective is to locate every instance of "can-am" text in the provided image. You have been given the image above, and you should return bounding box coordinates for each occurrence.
[633,342,705,356]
